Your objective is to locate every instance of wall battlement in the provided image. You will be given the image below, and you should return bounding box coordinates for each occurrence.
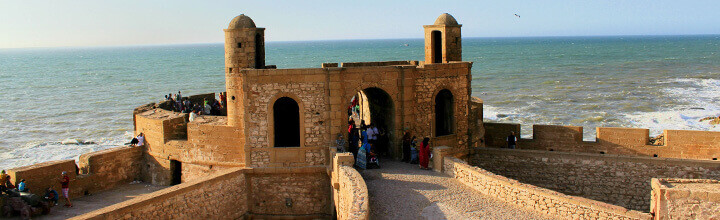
[484,122,720,160]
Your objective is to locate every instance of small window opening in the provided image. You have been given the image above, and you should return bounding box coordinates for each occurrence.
[170,160,182,185]
[713,158,717,160]
[653,154,658,157]
[549,149,554,151]
[231,96,236,100]
[600,151,605,154]
[431,31,442,63]
[237,42,242,48]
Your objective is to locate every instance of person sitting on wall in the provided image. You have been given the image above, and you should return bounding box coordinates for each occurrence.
[131,133,145,147]
[4,175,15,190]
[18,179,28,192]
[507,131,517,149]
[44,187,59,206]
[189,110,198,122]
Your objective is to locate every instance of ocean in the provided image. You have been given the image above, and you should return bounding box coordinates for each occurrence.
[1,35,719,169]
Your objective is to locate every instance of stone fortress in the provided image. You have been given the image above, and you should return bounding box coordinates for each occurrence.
[3,13,719,220]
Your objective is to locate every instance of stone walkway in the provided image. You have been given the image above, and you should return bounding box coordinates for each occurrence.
[360,160,554,220]
[7,182,165,220]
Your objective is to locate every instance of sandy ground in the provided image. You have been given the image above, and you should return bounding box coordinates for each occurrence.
[361,160,555,220]
[6,182,165,220]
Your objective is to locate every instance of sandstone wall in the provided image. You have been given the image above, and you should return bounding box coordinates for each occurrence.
[650,178,720,220]
[442,156,652,220]
[8,146,142,199]
[247,170,331,216]
[469,148,720,211]
[72,167,248,220]
[483,123,720,160]
[331,152,370,220]
[336,165,369,220]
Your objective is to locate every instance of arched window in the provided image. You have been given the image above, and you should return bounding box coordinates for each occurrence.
[255,33,264,68]
[273,97,300,147]
[431,30,442,63]
[435,89,454,136]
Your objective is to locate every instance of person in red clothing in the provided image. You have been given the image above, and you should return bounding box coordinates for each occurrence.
[418,137,431,170]
[59,171,72,207]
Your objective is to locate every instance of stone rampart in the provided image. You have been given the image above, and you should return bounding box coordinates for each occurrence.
[442,156,652,219]
[483,122,720,160]
[71,167,248,220]
[469,148,720,211]
[650,178,720,220]
[331,152,370,220]
[7,146,142,199]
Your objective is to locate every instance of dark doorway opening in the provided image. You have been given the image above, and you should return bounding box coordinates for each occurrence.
[432,30,442,63]
[170,160,182,185]
[274,97,300,147]
[435,89,454,136]
[255,33,264,68]
[347,88,396,158]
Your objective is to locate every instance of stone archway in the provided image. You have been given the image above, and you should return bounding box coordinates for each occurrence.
[347,87,396,158]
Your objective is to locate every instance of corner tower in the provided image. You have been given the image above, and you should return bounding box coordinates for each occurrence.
[224,14,265,70]
[424,13,462,64]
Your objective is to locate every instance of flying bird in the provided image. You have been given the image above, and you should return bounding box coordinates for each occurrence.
[514,14,521,18]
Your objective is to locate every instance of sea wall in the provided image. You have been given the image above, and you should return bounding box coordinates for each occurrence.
[7,146,142,199]
[331,152,370,220]
[483,123,720,160]
[650,178,720,220]
[441,156,652,219]
[72,167,248,220]
[469,148,720,211]
[72,166,332,219]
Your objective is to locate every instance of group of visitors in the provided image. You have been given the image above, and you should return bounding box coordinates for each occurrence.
[164,91,226,119]
[347,119,383,169]
[0,170,71,207]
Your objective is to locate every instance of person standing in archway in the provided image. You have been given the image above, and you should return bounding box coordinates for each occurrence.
[418,137,431,170]
[402,131,412,162]
[507,131,517,149]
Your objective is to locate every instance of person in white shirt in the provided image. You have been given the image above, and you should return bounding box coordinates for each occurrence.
[368,124,379,147]
[136,133,145,147]
[189,110,198,122]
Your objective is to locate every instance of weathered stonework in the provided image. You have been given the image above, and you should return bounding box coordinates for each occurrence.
[650,178,720,220]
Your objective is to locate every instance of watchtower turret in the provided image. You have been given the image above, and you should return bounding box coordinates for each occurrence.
[424,13,462,64]
[224,14,265,71]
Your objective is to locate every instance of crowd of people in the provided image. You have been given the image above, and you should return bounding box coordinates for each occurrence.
[0,169,72,208]
[345,118,433,170]
[164,91,228,120]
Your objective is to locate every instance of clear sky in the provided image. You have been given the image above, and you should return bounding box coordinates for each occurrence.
[1,0,719,48]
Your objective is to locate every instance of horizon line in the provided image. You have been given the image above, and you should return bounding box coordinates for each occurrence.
[2,33,719,50]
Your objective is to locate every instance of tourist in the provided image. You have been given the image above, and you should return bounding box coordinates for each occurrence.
[183,98,192,113]
[4,175,14,189]
[189,110,198,122]
[507,131,517,149]
[336,134,347,153]
[348,118,359,159]
[136,133,145,147]
[59,171,72,207]
[219,92,226,108]
[130,136,139,146]
[176,91,182,102]
[44,187,59,206]
[18,179,28,192]
[410,136,419,164]
[367,124,378,148]
[418,137,431,170]
[402,131,412,163]
[166,93,172,101]
[203,99,212,115]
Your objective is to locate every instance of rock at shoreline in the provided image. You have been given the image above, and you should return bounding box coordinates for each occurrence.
[649,134,664,146]
[699,116,720,125]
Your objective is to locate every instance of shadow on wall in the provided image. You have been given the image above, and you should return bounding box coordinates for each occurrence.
[483,122,720,161]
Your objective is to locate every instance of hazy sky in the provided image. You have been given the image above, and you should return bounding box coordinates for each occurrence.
[1,0,719,48]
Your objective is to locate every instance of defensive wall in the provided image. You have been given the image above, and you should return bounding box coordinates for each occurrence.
[6,146,143,199]
[68,152,367,220]
[468,148,720,212]
[650,178,720,220]
[434,147,720,219]
[483,122,720,160]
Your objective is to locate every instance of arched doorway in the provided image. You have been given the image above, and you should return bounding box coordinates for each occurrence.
[347,87,396,158]
[435,89,454,136]
[273,97,300,147]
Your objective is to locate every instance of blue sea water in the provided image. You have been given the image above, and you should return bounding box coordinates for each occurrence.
[1,35,719,168]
